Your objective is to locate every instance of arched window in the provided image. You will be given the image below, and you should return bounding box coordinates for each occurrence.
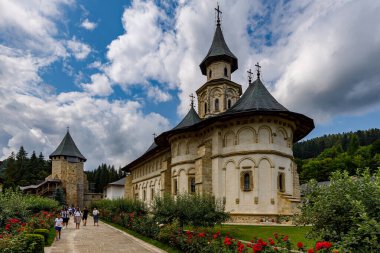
[244,173,250,191]
[241,171,253,191]
[209,70,212,78]
[204,102,208,114]
[227,99,232,109]
[173,179,178,195]
[215,98,219,111]
[224,67,228,77]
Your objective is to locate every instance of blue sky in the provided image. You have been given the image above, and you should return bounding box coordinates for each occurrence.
[1,0,380,170]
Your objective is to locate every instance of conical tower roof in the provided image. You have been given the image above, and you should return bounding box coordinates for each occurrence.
[200,24,238,75]
[226,78,288,113]
[49,131,86,161]
[172,107,201,130]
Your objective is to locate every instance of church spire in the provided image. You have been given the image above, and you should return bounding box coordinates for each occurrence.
[199,5,238,76]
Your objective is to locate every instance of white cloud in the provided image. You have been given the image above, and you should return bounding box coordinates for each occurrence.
[81,73,113,97]
[146,85,172,103]
[66,37,91,60]
[81,18,97,30]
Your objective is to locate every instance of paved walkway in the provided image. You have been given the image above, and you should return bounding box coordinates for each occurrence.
[45,220,166,253]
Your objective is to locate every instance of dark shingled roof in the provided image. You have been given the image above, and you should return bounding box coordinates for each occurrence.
[172,107,201,130]
[144,142,158,154]
[225,78,288,114]
[108,177,126,186]
[49,131,86,161]
[200,24,238,75]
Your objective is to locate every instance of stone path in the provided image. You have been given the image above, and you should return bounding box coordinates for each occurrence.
[45,220,166,253]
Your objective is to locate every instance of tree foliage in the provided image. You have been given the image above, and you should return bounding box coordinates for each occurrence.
[296,170,380,252]
[85,163,126,193]
[0,147,51,188]
[296,131,380,183]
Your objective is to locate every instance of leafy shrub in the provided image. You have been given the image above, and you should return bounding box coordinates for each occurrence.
[91,198,147,215]
[152,193,229,229]
[25,234,45,253]
[296,169,380,252]
[0,234,29,253]
[33,229,49,242]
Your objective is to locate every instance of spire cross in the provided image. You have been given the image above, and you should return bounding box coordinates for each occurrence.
[153,133,156,139]
[189,93,195,108]
[255,62,261,79]
[67,126,69,133]
[215,3,222,25]
[247,69,253,84]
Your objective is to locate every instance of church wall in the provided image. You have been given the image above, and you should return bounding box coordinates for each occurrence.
[205,116,299,220]
[206,60,231,81]
[129,150,170,203]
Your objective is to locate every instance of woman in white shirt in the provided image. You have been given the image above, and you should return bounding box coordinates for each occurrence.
[74,208,82,229]
[54,213,63,240]
[92,207,99,226]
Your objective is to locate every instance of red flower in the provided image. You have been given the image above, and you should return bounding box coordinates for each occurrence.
[297,242,304,249]
[307,249,314,253]
[274,247,278,251]
[274,232,278,239]
[197,232,206,238]
[283,235,289,241]
[224,237,231,246]
[253,243,262,252]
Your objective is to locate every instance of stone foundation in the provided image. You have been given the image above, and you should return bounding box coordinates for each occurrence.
[228,213,294,224]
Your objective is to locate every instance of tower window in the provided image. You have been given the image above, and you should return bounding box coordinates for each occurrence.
[173,179,178,195]
[244,173,250,191]
[278,172,285,192]
[240,171,253,191]
[227,99,232,109]
[204,102,208,114]
[209,70,212,78]
[224,67,228,77]
[215,98,219,111]
[189,177,196,193]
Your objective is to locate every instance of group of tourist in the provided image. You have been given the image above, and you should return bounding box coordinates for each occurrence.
[54,206,100,241]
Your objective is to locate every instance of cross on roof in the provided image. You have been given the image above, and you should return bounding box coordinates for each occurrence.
[189,93,195,108]
[247,69,253,84]
[255,62,261,79]
[67,126,70,133]
[152,133,156,139]
[215,3,222,25]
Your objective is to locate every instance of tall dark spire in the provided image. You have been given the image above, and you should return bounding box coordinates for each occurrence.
[199,5,238,75]
[49,131,86,161]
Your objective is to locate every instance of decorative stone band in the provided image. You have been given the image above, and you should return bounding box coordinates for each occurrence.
[210,150,294,161]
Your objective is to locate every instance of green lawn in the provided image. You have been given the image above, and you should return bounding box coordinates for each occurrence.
[217,224,317,249]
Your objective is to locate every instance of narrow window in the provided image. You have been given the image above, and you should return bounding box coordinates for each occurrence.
[209,70,212,78]
[227,99,232,109]
[204,102,208,114]
[224,67,228,77]
[278,173,285,192]
[143,190,146,201]
[151,188,154,200]
[190,177,196,193]
[215,98,219,111]
[173,179,178,195]
[244,173,250,191]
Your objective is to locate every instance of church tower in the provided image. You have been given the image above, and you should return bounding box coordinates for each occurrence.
[197,5,242,118]
[49,129,87,208]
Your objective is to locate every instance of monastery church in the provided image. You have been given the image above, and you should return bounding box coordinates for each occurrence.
[122,9,314,223]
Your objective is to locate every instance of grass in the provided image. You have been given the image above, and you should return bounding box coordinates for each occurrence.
[100,219,181,253]
[217,224,317,248]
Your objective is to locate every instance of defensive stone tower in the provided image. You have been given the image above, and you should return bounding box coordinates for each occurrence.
[49,129,88,207]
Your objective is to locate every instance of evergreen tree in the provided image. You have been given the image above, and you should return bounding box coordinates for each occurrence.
[53,187,66,206]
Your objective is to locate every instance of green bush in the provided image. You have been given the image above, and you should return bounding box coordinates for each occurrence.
[33,229,49,242]
[0,234,28,253]
[296,169,380,252]
[25,234,45,253]
[152,193,229,229]
[91,198,147,215]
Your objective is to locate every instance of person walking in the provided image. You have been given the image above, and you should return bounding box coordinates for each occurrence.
[54,213,63,241]
[61,208,69,228]
[92,207,99,226]
[82,207,88,226]
[74,208,82,229]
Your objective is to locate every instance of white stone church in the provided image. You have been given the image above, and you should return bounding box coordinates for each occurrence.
[122,11,314,223]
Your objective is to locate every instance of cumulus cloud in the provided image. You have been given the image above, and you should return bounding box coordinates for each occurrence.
[146,85,172,103]
[66,37,92,60]
[81,73,113,97]
[81,18,97,30]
